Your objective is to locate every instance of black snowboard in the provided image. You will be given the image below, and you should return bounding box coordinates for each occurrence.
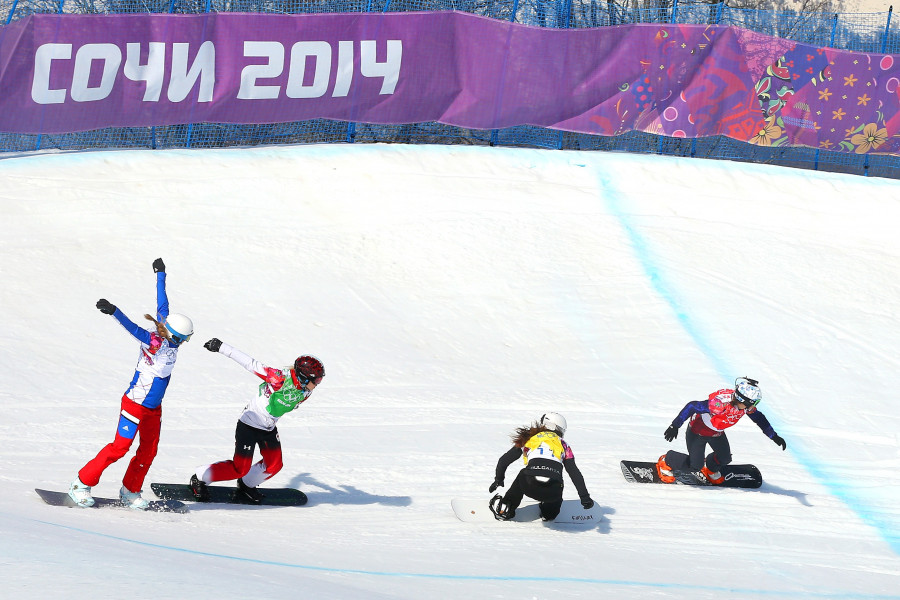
[150,482,308,506]
[35,488,188,513]
[620,460,762,488]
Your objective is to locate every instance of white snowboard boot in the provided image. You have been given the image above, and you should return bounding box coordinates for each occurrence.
[68,476,95,508]
[119,486,150,510]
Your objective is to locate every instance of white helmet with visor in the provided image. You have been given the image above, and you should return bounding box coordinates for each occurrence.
[734,377,761,408]
[164,313,193,344]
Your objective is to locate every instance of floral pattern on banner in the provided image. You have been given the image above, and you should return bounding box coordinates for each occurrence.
[748,116,785,147]
[759,46,899,153]
[845,122,889,153]
[579,23,900,155]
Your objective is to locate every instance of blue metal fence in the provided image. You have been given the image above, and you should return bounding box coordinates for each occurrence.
[2,0,899,179]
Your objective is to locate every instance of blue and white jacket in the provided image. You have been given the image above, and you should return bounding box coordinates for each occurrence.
[110,272,182,410]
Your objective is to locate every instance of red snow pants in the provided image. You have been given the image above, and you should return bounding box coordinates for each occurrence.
[78,395,161,493]
[206,420,283,483]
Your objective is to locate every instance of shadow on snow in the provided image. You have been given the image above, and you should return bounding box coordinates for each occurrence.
[288,472,412,507]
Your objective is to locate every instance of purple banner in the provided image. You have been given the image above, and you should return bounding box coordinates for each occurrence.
[1,12,899,155]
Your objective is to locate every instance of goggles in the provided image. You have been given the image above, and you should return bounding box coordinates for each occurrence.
[295,371,323,387]
[165,324,192,344]
[733,389,760,409]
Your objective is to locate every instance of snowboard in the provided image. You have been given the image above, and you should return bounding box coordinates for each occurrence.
[451,498,600,525]
[620,460,762,488]
[35,488,188,513]
[150,482,308,506]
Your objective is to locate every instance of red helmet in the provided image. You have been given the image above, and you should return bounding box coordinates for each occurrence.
[294,355,325,385]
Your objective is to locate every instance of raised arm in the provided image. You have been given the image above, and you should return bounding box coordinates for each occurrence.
[152,258,169,321]
[96,299,152,345]
[203,338,285,386]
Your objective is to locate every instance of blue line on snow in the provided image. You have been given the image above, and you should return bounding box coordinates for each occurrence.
[600,184,730,377]
[596,168,900,556]
[29,518,900,599]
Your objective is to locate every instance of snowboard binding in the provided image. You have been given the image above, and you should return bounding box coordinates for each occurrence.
[488,494,515,521]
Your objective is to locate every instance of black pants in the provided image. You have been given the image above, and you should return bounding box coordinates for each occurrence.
[503,469,564,519]
[207,421,283,484]
[666,428,732,472]
[234,420,281,459]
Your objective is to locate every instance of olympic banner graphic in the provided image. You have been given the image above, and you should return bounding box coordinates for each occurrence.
[1,12,898,154]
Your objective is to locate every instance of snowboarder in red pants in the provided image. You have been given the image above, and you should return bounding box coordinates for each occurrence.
[190,337,324,504]
[69,258,193,509]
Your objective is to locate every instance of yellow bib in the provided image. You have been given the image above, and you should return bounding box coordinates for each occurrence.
[523,431,565,464]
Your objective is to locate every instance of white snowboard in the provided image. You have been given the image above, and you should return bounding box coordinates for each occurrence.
[451,497,599,525]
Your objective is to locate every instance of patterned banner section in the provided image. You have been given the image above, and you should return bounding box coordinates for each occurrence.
[1,13,898,154]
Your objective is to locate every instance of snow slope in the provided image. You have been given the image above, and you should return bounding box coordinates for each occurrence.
[1,143,898,599]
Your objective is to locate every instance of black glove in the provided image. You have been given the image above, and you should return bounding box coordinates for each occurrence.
[772,434,787,450]
[664,425,679,442]
[152,258,165,273]
[489,480,503,493]
[204,338,222,353]
[96,299,116,315]
[581,497,594,509]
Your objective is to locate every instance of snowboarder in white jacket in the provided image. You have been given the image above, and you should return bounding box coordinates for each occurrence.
[190,338,324,504]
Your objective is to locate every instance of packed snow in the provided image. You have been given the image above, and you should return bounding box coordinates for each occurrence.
[1,143,898,599]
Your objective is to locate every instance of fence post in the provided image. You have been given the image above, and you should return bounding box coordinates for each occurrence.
[657,0,679,156]
[345,122,357,144]
[36,0,68,151]
[346,0,381,143]
[694,2,722,158]
[557,0,575,150]
[347,0,378,143]
[489,0,521,148]
[813,13,839,171]
[4,0,19,25]
[864,8,894,175]
[156,0,181,148]
[184,0,216,149]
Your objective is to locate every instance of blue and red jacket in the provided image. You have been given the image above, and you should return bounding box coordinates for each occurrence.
[671,388,776,439]
[110,272,183,410]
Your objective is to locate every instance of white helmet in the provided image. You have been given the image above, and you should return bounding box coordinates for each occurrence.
[540,412,567,436]
[164,313,194,343]
[734,377,761,408]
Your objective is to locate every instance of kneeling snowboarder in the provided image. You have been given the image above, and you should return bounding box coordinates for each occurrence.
[489,412,593,521]
[657,377,787,485]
